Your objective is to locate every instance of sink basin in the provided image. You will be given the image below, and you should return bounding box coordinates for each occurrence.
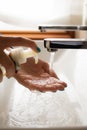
[0,41,87,130]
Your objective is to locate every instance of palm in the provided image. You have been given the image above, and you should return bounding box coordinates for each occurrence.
[14,58,67,92]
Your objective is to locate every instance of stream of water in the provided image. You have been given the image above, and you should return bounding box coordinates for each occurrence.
[49,52,56,69]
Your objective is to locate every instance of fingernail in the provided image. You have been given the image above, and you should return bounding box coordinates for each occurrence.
[60,89,64,91]
[37,47,41,52]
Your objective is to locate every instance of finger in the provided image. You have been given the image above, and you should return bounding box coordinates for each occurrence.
[30,82,65,92]
[1,36,41,53]
[45,84,65,91]
[57,80,67,87]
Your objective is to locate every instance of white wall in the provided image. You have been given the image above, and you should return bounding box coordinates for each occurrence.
[70,0,87,25]
[75,0,87,39]
[82,0,87,25]
[0,0,85,30]
[70,0,83,25]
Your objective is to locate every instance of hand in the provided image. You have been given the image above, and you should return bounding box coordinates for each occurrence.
[0,36,39,81]
[14,57,67,92]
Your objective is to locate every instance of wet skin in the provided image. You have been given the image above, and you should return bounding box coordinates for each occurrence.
[14,57,67,92]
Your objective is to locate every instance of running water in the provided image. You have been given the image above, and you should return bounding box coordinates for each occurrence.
[49,52,56,69]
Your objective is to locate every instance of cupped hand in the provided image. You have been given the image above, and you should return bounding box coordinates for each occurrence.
[14,57,67,92]
[0,36,39,81]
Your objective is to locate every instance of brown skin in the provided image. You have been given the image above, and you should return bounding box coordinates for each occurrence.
[0,69,3,82]
[14,58,67,92]
[0,36,67,92]
[0,36,38,80]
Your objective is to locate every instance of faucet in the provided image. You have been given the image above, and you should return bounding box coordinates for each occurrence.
[39,25,87,32]
[44,38,87,52]
[39,25,87,52]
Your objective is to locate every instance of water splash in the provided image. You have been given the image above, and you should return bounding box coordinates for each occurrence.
[49,52,56,69]
[0,78,82,128]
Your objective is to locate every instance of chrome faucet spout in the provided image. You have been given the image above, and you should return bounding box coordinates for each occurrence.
[44,38,87,52]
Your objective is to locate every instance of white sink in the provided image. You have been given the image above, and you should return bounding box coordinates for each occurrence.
[0,41,87,130]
